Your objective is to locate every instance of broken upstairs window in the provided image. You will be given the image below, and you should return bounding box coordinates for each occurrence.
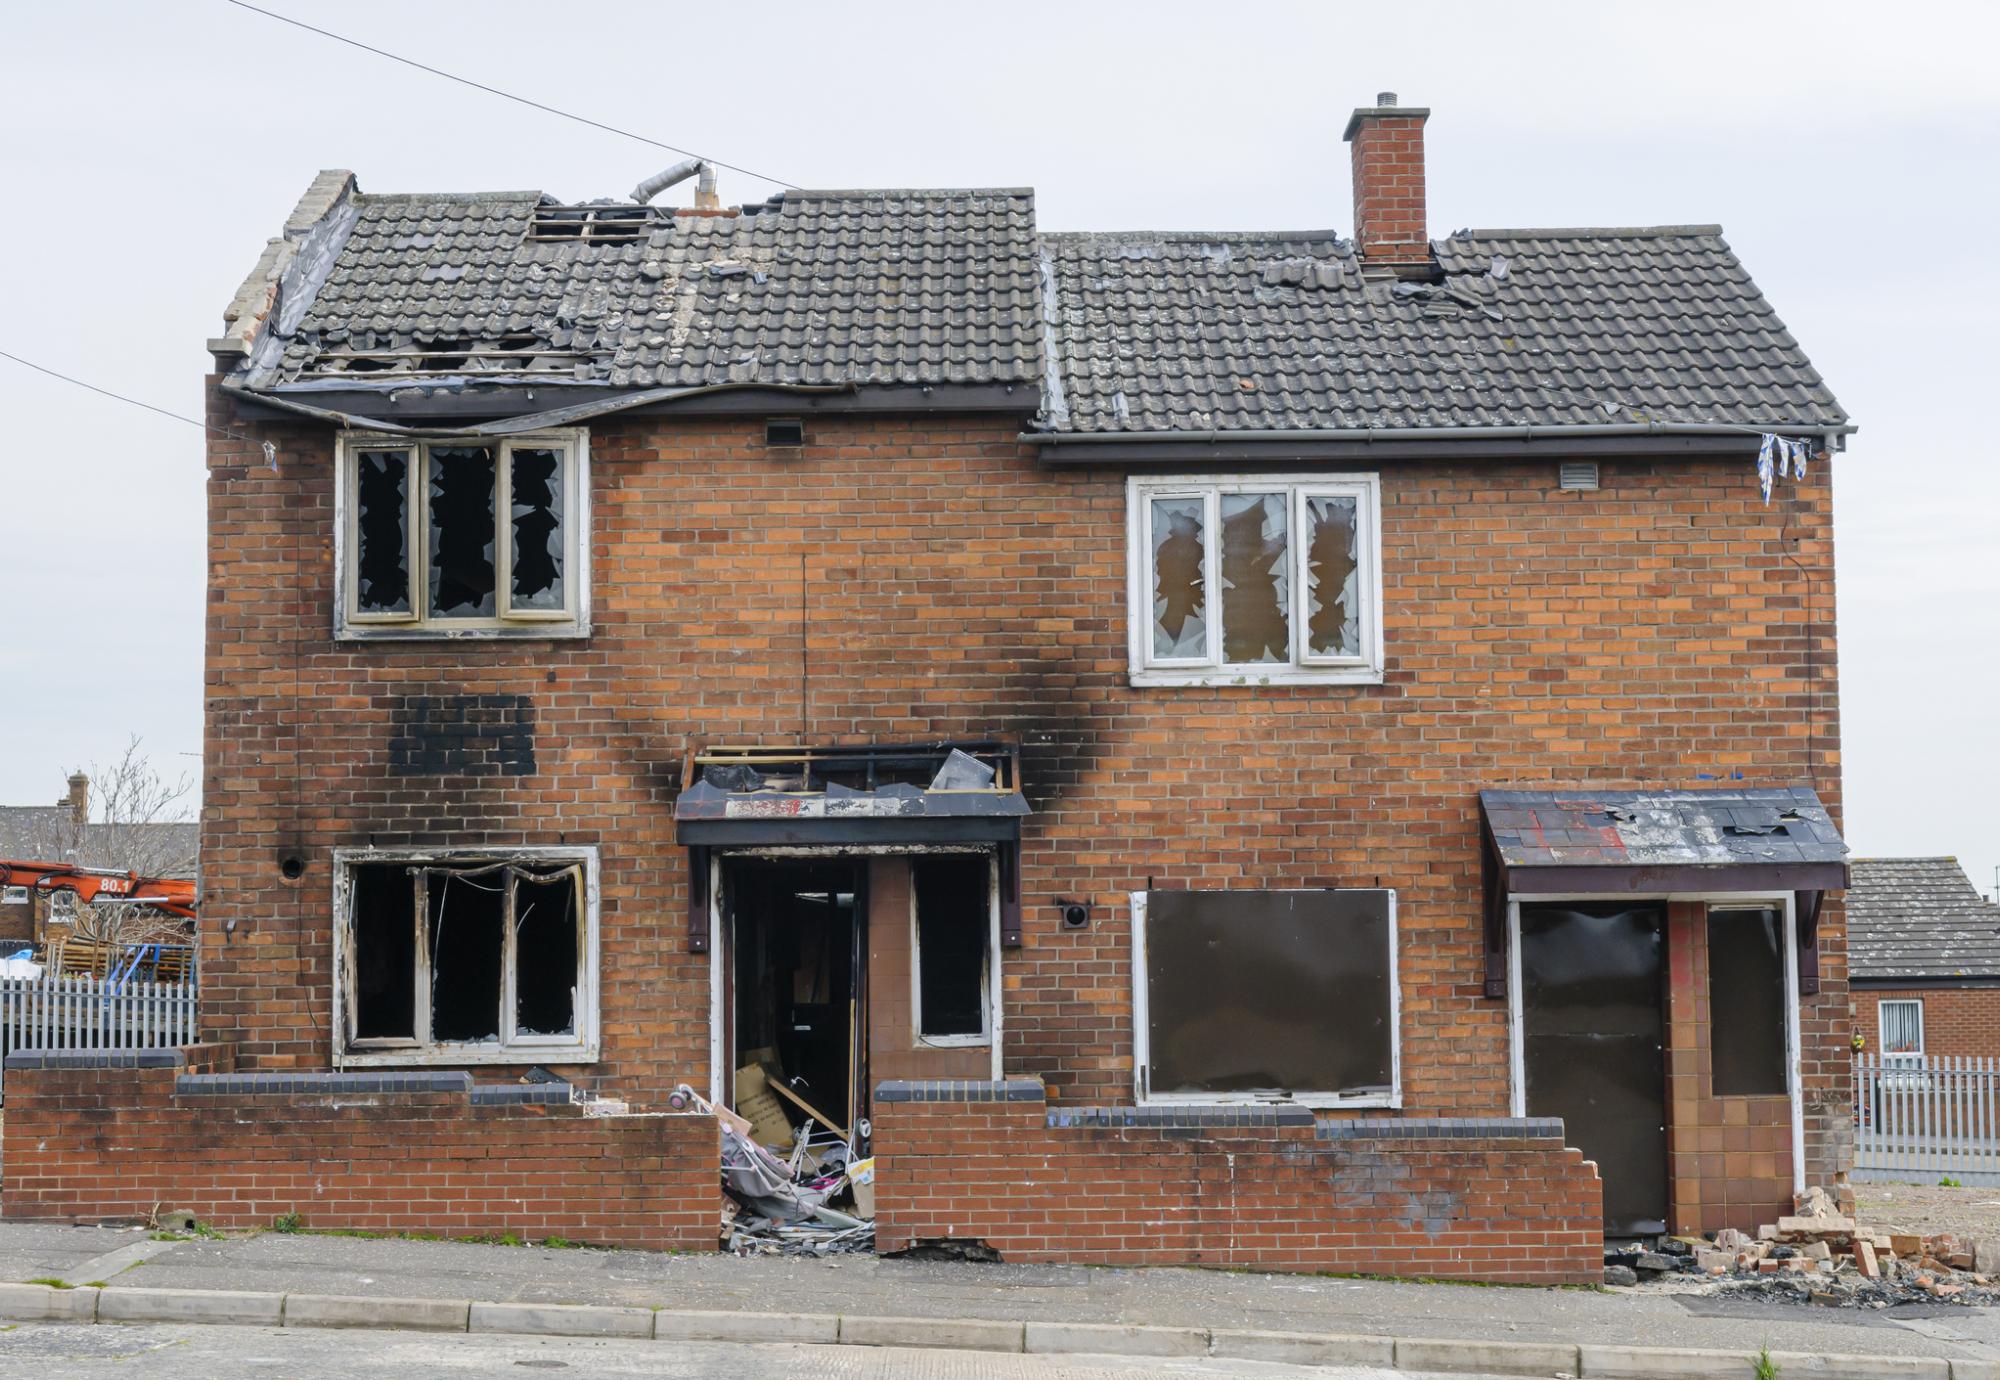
[340,851,594,1061]
[1130,476,1380,684]
[340,433,583,635]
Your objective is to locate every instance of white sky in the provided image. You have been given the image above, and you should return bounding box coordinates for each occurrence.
[1,1,1995,896]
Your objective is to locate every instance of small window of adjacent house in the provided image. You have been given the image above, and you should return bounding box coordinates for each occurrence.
[1126,475,1382,686]
[1,886,27,905]
[912,856,993,1044]
[1880,999,1924,1065]
[339,432,588,637]
[1133,888,1399,1107]
[334,848,598,1065]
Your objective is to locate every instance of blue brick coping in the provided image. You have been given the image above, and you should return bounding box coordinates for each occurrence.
[1315,1116,1566,1141]
[176,1071,472,1096]
[873,1078,1045,1103]
[1049,1105,1315,1130]
[3,1049,185,1070]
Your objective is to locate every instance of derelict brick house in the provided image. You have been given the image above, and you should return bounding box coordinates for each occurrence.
[2,95,1856,1281]
[1849,858,2000,1061]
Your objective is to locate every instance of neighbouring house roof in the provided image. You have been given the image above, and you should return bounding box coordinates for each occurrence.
[1479,785,1847,889]
[0,807,198,881]
[1035,227,1848,436]
[1848,857,2000,983]
[223,176,1042,403]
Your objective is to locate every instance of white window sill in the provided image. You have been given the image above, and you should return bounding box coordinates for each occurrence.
[916,1033,992,1048]
[335,621,591,642]
[336,1042,597,1068]
[1128,665,1385,689]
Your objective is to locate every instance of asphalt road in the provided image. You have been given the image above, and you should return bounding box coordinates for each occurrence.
[0,1321,1496,1379]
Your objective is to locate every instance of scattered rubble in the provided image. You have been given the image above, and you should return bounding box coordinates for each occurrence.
[1604,1186,2000,1308]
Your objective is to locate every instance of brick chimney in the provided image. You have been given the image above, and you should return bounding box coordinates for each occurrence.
[64,772,88,826]
[1343,91,1432,268]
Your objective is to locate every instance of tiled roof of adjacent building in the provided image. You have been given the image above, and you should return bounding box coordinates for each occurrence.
[0,807,198,880]
[1035,227,1848,435]
[1848,857,2000,982]
[233,179,1042,394]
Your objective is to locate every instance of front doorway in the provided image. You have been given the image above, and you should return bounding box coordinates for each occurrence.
[725,858,868,1148]
[1518,901,1669,1237]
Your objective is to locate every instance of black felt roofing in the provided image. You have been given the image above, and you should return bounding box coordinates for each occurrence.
[1848,858,2000,982]
[1479,786,1846,870]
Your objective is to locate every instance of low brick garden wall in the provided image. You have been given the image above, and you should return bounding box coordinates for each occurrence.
[1,1046,720,1250]
[872,1079,1603,1284]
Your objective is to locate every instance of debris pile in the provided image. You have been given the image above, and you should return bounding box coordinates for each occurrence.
[1606,1187,2000,1307]
[669,1079,876,1258]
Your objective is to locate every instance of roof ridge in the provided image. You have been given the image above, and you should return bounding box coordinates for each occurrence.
[1040,229,1345,244]
[1455,224,1725,240]
[785,186,1034,200]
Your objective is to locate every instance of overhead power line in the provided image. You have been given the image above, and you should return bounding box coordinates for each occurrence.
[0,349,275,458]
[223,1,797,189]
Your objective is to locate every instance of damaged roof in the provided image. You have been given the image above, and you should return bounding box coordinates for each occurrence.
[1036,228,1848,435]
[1480,786,1847,872]
[220,173,1041,400]
[1848,858,2000,983]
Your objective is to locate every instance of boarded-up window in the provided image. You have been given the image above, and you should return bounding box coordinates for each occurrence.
[1138,889,1396,1102]
[1706,907,1789,1097]
[914,856,989,1040]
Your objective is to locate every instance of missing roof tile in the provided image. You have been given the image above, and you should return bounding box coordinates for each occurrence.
[527,203,655,245]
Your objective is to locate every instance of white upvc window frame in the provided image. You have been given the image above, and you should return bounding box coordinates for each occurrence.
[1129,888,1402,1110]
[331,845,601,1068]
[1879,998,1925,1063]
[334,429,591,639]
[1,886,27,906]
[910,852,1000,1048]
[1125,472,1384,688]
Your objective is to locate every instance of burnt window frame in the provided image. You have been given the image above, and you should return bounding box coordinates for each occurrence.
[331,845,599,1067]
[1128,887,1403,1110]
[909,852,999,1047]
[335,429,590,639]
[1125,473,1384,688]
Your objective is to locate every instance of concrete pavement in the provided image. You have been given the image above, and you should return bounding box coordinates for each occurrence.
[0,1321,1451,1380]
[3,1222,2000,1372]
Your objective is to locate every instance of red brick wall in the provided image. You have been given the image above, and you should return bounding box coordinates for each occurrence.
[1665,901,1794,1233]
[873,1089,1602,1284]
[200,385,1846,1178]
[1,1050,720,1249]
[1853,988,2000,1061]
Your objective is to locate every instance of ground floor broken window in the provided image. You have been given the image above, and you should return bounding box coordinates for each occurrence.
[334,847,597,1064]
[1132,888,1399,1107]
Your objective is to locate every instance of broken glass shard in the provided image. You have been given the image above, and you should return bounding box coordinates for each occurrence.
[428,446,497,618]
[1305,495,1360,657]
[1150,497,1207,658]
[354,450,411,614]
[1220,493,1289,663]
[509,447,564,612]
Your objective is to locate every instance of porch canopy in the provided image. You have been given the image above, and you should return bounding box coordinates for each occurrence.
[674,739,1031,952]
[1478,786,1848,997]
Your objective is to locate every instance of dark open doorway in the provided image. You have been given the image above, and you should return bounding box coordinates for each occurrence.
[1519,901,1669,1237]
[725,858,868,1148]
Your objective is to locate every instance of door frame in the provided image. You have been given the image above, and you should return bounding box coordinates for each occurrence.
[1506,890,1804,1200]
[706,844,1005,1110]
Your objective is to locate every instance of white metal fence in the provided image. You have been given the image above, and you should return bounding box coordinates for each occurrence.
[1855,1054,2000,1185]
[0,974,197,1100]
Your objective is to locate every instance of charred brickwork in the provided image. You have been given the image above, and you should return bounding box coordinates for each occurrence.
[389,694,536,778]
[197,378,1847,1184]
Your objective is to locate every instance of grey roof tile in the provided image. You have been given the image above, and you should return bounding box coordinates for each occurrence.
[1035,226,1847,435]
[1848,858,2000,982]
[1479,787,1847,870]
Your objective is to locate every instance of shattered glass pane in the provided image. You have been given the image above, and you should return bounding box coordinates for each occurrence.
[1305,495,1361,657]
[354,450,411,614]
[428,446,497,618]
[513,867,579,1037]
[1150,497,1207,658]
[1220,493,1289,663]
[509,448,565,612]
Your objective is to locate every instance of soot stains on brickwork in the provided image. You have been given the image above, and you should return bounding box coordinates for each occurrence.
[389,694,535,778]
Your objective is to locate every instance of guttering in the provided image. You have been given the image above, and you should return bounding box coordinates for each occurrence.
[1029,419,1856,450]
[219,378,854,438]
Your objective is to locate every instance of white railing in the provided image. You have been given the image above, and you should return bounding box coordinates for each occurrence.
[1855,1054,2000,1184]
[0,974,197,1099]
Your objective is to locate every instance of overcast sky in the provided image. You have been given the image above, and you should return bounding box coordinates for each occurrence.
[2,1,1994,896]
